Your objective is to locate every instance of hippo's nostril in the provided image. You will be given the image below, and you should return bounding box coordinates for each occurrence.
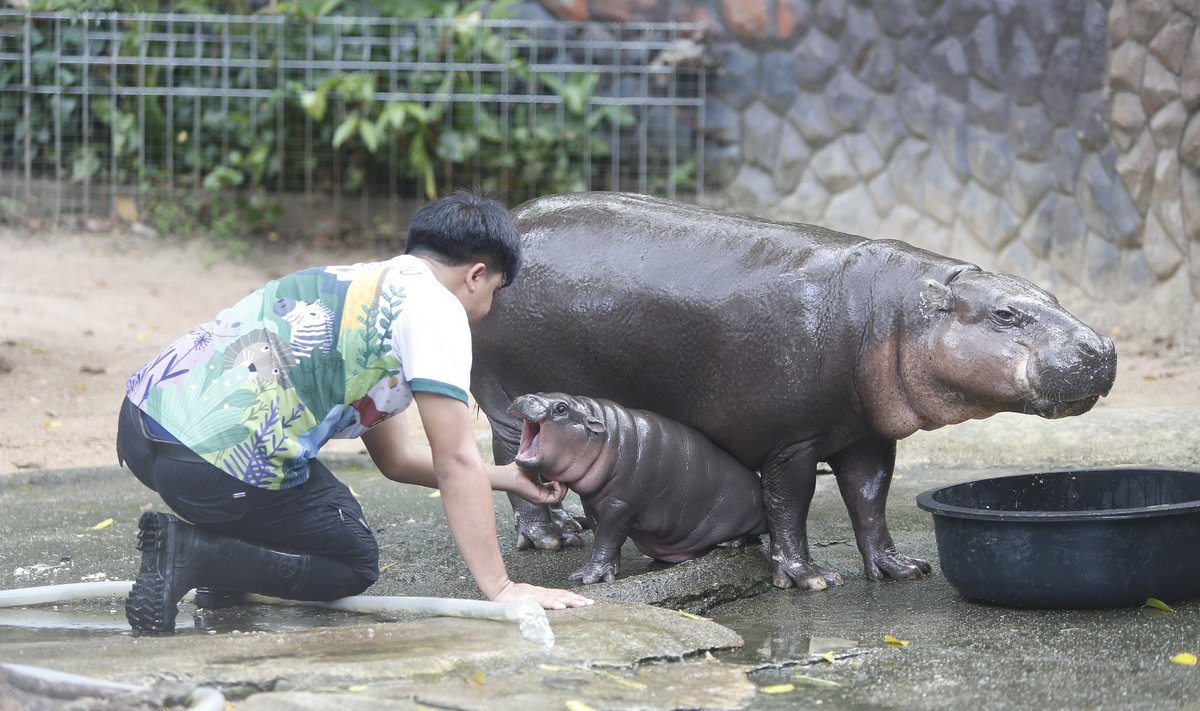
[1074,331,1112,362]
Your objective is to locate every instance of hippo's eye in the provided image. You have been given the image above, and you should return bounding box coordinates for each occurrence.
[552,402,568,416]
[990,308,1019,327]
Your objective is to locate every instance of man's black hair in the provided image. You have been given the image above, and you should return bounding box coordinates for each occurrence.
[404,190,521,287]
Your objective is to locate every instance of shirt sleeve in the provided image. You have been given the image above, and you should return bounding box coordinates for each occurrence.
[388,276,472,404]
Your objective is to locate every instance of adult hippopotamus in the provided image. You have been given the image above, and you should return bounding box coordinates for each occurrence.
[471,192,1117,591]
[508,392,768,583]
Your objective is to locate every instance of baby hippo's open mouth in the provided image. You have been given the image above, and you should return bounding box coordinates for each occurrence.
[515,418,543,468]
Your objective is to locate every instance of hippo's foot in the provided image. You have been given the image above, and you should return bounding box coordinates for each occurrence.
[514,504,590,551]
[863,546,932,581]
[569,560,619,584]
[771,557,845,591]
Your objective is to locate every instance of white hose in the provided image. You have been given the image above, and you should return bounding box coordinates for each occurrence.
[250,593,554,648]
[0,663,226,710]
[0,580,150,606]
[187,686,227,711]
[0,581,553,647]
[0,662,147,693]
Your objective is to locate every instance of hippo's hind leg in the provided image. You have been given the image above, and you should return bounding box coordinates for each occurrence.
[828,437,931,581]
[487,407,588,551]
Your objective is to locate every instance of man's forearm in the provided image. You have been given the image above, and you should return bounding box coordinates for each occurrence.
[436,461,510,599]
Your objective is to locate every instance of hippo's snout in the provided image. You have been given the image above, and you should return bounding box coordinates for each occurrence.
[1075,331,1116,373]
[508,394,550,422]
[1028,328,1117,418]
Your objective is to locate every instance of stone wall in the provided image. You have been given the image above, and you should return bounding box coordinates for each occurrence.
[523,0,1200,343]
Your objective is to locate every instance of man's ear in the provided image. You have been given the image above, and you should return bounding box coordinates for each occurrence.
[465,262,488,290]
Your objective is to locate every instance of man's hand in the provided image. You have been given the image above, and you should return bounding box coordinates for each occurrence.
[493,580,594,610]
[497,462,567,505]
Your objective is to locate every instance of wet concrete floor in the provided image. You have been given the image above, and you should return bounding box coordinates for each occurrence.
[1,406,1198,710]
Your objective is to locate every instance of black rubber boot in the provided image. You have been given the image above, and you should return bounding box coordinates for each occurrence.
[125,510,311,634]
[192,588,248,610]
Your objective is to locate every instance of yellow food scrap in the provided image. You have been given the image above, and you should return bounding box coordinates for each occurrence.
[346,685,368,692]
[884,635,911,647]
[793,674,841,687]
[428,490,442,498]
[1170,653,1197,666]
[89,518,114,530]
[819,652,836,664]
[675,609,710,621]
[760,683,795,694]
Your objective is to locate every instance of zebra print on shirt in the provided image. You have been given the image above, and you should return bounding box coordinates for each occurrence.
[273,297,335,362]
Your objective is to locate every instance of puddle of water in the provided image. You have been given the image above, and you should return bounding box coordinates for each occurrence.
[714,618,861,667]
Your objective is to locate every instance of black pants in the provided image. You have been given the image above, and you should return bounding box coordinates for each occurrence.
[116,397,379,598]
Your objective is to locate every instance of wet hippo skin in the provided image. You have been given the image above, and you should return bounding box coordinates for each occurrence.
[508,392,768,584]
[472,192,1117,590]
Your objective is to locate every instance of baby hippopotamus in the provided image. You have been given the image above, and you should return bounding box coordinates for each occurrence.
[508,392,768,583]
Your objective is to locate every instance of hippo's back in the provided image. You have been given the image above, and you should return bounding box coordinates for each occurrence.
[585,396,767,562]
[471,192,946,466]
[509,192,854,301]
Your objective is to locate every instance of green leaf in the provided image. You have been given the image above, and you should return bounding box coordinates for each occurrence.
[409,133,437,199]
[71,148,100,182]
[202,166,244,191]
[436,129,479,163]
[338,72,376,105]
[300,90,326,122]
[486,0,519,18]
[332,115,360,149]
[379,102,408,131]
[359,121,383,154]
[1145,597,1175,612]
[562,84,585,114]
[407,103,430,124]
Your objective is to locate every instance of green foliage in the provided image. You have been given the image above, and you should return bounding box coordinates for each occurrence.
[2,1,686,237]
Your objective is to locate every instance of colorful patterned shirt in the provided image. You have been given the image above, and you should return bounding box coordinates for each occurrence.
[125,255,471,490]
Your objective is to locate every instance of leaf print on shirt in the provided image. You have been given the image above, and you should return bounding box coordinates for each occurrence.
[354,285,405,369]
[221,398,307,488]
[144,358,258,455]
[342,284,405,404]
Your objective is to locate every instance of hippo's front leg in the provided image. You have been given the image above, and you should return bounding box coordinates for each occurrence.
[761,445,844,590]
[828,437,931,581]
[508,494,589,551]
[570,498,636,584]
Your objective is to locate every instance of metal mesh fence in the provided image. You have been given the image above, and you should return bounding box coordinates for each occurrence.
[0,11,706,237]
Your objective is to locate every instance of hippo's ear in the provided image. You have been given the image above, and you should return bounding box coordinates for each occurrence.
[584,416,607,435]
[920,278,955,313]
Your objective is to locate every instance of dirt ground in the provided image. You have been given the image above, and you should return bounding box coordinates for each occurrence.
[1,227,1198,474]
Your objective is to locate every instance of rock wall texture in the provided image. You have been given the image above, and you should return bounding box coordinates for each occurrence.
[523,0,1200,341]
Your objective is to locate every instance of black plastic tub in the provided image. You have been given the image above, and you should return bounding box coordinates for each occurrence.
[916,468,1200,609]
